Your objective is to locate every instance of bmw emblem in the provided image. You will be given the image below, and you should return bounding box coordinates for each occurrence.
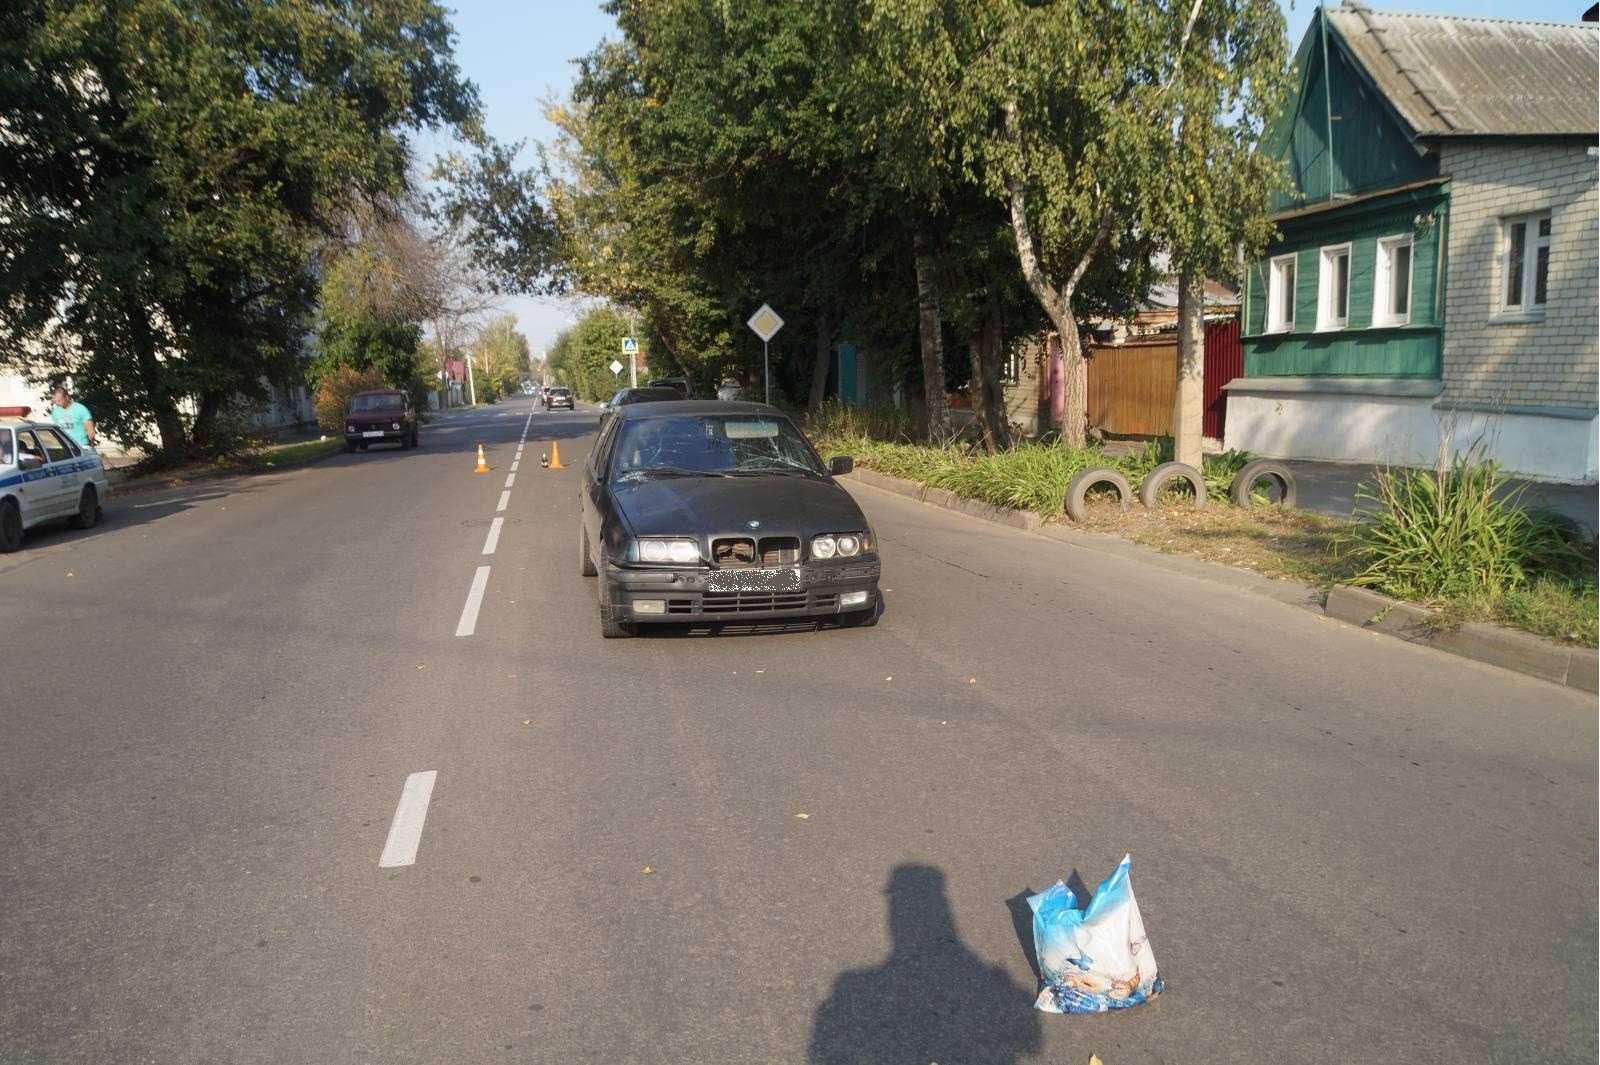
[747,520,761,529]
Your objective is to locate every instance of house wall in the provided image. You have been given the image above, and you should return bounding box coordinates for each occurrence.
[1002,336,1047,436]
[1438,140,1599,413]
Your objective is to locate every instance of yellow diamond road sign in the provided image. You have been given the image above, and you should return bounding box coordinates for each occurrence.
[747,304,784,342]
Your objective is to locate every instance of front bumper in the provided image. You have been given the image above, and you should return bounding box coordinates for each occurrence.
[605,559,881,623]
[346,426,406,443]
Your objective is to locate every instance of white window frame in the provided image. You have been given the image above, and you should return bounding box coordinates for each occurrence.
[1499,211,1551,315]
[1316,243,1352,331]
[1372,235,1414,327]
[1267,253,1298,332]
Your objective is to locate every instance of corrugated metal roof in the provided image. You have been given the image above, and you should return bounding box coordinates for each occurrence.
[1326,3,1599,137]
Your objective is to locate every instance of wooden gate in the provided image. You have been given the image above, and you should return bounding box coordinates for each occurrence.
[1086,337,1178,437]
[1084,320,1243,440]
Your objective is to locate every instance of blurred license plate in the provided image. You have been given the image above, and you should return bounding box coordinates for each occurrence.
[705,569,801,593]
[362,431,385,438]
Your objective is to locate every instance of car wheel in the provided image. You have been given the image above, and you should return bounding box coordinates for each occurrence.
[0,499,22,553]
[344,439,357,453]
[400,430,412,451]
[579,523,598,577]
[598,574,634,639]
[359,443,368,451]
[411,428,420,448]
[68,486,99,530]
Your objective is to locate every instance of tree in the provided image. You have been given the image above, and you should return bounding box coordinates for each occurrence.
[0,0,478,462]
[472,315,532,399]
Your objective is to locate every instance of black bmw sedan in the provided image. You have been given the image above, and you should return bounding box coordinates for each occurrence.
[579,401,881,637]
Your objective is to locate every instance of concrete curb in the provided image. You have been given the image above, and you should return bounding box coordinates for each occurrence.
[845,463,1598,691]
[1324,585,1597,692]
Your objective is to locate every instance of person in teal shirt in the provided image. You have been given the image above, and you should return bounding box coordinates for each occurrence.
[48,386,97,449]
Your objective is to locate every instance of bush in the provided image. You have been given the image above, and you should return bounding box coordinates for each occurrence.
[314,365,389,430]
[1344,449,1592,603]
[806,398,915,446]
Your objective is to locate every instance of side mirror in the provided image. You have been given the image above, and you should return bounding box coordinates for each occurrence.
[828,455,854,476]
[18,454,44,471]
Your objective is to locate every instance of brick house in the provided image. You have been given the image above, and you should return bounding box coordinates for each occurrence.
[1226,3,1599,483]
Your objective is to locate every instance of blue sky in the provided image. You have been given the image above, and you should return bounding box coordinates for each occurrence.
[437,0,1591,357]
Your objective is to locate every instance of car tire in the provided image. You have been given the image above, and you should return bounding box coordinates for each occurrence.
[598,574,634,639]
[68,485,99,530]
[0,499,22,553]
[359,443,368,451]
[1064,467,1133,522]
[344,439,357,453]
[1230,459,1297,508]
[400,430,412,451]
[1137,461,1207,510]
[411,427,420,448]
[579,523,598,577]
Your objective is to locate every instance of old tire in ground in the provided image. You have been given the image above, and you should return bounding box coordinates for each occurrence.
[0,499,22,553]
[598,575,634,639]
[1064,467,1133,523]
[68,485,99,530]
[579,524,598,577]
[1137,461,1207,510]
[1230,459,1297,508]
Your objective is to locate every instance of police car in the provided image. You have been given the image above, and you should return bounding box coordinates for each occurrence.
[0,406,110,552]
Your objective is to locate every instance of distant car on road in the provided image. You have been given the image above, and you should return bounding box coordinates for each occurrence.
[0,406,110,553]
[544,387,575,411]
[520,382,536,396]
[344,390,418,451]
[647,377,694,399]
[599,386,681,429]
[579,401,880,637]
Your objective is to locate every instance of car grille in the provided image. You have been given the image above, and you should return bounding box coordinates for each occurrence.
[657,590,841,616]
[711,536,799,568]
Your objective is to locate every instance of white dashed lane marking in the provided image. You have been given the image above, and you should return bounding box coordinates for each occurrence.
[378,771,437,868]
[455,566,491,637]
[504,473,516,488]
[482,517,504,556]
[496,490,511,512]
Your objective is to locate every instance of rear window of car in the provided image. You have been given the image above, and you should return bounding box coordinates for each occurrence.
[351,393,405,410]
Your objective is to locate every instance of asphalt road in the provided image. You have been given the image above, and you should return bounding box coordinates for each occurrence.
[2,396,1594,1065]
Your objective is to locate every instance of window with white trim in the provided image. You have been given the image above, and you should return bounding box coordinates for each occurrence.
[1372,235,1413,326]
[1267,253,1297,332]
[1501,212,1551,313]
[1317,243,1351,330]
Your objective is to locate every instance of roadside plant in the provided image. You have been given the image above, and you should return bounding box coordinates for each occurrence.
[314,366,390,431]
[1344,449,1592,602]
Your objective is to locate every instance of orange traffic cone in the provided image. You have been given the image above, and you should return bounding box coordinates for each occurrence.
[548,441,564,470]
[473,443,490,473]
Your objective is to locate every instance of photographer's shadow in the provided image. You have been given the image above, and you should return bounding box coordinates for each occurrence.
[809,864,1041,1065]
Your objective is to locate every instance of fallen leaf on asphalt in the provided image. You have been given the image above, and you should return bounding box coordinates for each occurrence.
[968,677,976,684]
[642,866,655,875]
[66,572,74,577]
[795,813,810,820]
[885,676,892,682]
[417,665,425,670]
[755,669,765,674]
[1089,1056,1104,1065]
[523,720,531,726]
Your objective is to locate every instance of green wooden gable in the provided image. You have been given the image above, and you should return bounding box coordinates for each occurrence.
[1265,7,1438,213]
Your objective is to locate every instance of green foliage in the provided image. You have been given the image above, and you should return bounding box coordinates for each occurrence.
[0,0,478,462]
[547,306,633,401]
[1345,451,1594,603]
[472,315,533,399]
[315,366,391,430]
[805,399,916,445]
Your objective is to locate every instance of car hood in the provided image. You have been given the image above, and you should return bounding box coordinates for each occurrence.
[611,474,867,539]
[348,408,405,421]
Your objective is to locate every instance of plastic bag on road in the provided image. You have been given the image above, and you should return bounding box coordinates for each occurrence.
[1029,854,1162,1013]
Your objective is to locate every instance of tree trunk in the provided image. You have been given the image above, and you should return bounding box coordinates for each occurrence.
[966,297,1010,454]
[808,308,835,412]
[125,300,188,458]
[1058,319,1088,448]
[912,228,949,442]
[1173,269,1205,469]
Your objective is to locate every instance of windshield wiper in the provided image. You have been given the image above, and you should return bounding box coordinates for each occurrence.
[616,467,728,481]
[730,460,814,475]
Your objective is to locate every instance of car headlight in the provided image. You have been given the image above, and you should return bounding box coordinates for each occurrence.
[346,424,355,434]
[813,532,871,560]
[636,538,700,564]
[392,421,401,430]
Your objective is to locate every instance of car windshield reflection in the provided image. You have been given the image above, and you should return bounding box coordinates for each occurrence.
[611,415,824,480]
